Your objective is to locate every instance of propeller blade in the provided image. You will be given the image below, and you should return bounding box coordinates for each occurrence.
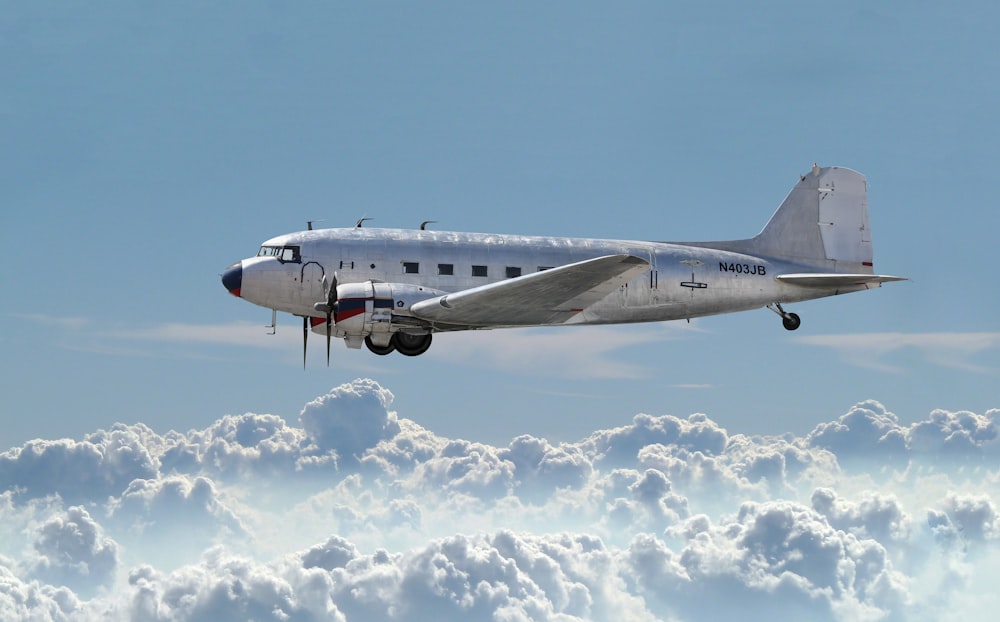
[325,272,338,367]
[302,316,308,369]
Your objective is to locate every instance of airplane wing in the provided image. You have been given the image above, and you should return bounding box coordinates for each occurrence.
[776,273,908,288]
[409,254,649,327]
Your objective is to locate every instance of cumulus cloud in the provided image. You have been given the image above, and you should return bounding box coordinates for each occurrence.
[108,475,246,537]
[807,400,1000,472]
[102,532,653,622]
[638,501,912,621]
[0,427,159,503]
[0,563,79,621]
[0,379,997,620]
[299,378,400,462]
[27,506,119,596]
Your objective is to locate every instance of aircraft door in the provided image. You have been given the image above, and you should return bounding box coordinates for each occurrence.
[622,247,660,307]
[300,261,327,307]
[647,250,661,305]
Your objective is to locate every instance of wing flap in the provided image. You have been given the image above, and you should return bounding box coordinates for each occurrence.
[776,273,908,288]
[410,254,649,326]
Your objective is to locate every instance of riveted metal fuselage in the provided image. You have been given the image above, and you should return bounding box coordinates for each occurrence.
[234,227,860,328]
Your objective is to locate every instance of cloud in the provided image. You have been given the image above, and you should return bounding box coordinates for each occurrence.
[11,314,90,331]
[25,315,704,375]
[807,400,1000,472]
[635,501,912,621]
[807,400,910,468]
[107,475,247,539]
[928,493,1000,545]
[105,321,297,350]
[426,324,692,379]
[0,379,998,619]
[102,532,653,622]
[796,332,1000,374]
[0,427,159,503]
[299,378,401,462]
[27,506,119,597]
[0,563,79,621]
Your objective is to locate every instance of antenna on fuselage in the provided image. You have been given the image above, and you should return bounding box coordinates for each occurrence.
[306,219,324,231]
[355,217,372,228]
[420,220,437,230]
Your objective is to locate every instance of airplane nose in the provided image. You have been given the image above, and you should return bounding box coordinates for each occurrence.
[222,262,243,297]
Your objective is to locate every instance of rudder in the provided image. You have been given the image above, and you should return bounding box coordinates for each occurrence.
[687,165,875,273]
[750,164,873,273]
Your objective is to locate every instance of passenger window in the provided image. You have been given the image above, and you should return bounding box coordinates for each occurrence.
[403,262,419,274]
[438,263,454,276]
[472,265,488,277]
[506,267,522,278]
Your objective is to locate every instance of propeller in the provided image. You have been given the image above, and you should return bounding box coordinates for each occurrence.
[304,271,339,369]
[302,316,308,369]
[319,272,339,366]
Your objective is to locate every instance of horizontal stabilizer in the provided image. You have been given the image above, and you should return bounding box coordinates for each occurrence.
[776,273,908,288]
[410,254,649,327]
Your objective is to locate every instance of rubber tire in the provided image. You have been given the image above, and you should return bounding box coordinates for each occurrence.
[393,332,432,356]
[782,313,801,331]
[365,335,395,356]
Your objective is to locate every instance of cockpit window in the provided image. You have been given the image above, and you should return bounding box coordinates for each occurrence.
[257,245,301,263]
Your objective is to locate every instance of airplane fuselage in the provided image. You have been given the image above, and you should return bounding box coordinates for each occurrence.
[236,228,857,325]
[221,166,904,357]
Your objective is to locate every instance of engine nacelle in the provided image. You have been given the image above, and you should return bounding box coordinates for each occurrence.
[330,282,444,342]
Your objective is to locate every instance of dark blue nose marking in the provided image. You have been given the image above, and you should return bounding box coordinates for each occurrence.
[222,262,243,297]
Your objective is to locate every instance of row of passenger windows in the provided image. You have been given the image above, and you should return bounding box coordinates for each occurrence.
[402,262,552,277]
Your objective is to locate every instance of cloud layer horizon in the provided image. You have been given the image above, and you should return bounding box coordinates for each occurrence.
[1,379,997,621]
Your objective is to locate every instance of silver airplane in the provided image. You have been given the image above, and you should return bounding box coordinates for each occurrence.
[221,164,905,362]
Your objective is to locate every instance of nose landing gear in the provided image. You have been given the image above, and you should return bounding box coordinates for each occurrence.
[767,303,801,331]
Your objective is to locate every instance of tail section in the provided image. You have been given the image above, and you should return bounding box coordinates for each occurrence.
[693,164,876,273]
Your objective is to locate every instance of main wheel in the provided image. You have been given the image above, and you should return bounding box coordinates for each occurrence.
[782,313,801,331]
[365,335,395,356]
[392,332,432,356]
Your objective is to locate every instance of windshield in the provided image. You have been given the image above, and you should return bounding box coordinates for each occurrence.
[257,245,300,263]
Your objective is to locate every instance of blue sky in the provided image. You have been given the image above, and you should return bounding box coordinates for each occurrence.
[1,3,999,619]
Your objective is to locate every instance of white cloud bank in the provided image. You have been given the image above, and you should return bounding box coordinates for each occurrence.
[0,380,997,620]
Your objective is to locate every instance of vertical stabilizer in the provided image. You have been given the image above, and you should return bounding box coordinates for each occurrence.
[687,165,875,273]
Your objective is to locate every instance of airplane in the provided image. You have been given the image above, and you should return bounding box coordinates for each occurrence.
[221,164,905,363]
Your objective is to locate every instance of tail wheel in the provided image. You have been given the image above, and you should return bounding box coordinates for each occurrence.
[393,332,432,356]
[782,313,801,331]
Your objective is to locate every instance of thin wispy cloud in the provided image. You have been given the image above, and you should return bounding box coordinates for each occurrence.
[12,313,90,330]
[427,324,694,380]
[797,332,1000,374]
[106,321,296,349]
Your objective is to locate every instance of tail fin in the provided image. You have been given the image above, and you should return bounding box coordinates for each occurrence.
[693,165,875,274]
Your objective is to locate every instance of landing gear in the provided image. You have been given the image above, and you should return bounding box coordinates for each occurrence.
[782,313,801,331]
[767,303,801,331]
[392,332,432,356]
[358,332,434,356]
[365,335,395,356]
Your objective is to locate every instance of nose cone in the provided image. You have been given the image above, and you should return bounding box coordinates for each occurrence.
[222,262,243,297]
